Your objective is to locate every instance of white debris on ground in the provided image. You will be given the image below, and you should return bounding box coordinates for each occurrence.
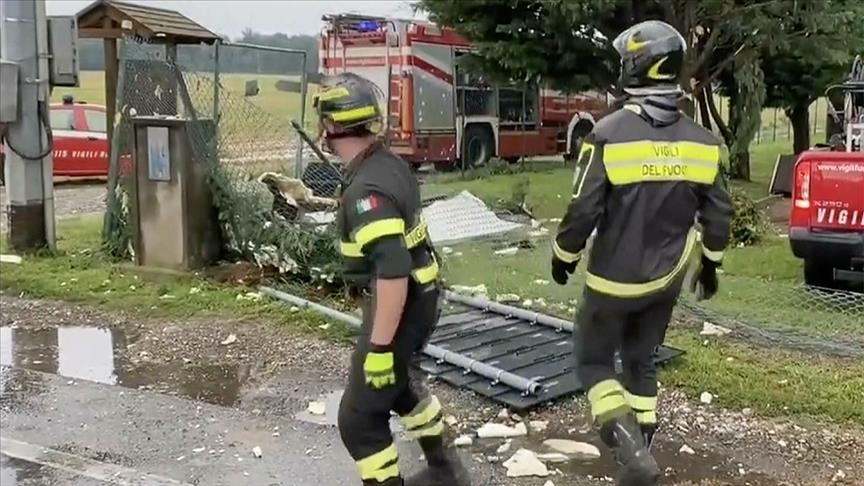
[529,420,549,432]
[251,446,263,458]
[535,452,569,463]
[495,293,521,304]
[700,391,714,405]
[450,284,488,298]
[541,439,601,460]
[502,448,550,478]
[0,254,23,264]
[453,435,473,447]
[496,440,513,454]
[306,401,326,416]
[679,444,696,455]
[476,422,528,439]
[497,408,510,420]
[700,321,733,336]
[494,247,519,256]
[423,190,528,246]
[220,334,238,346]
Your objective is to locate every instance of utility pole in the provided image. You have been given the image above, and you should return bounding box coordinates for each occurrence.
[1,0,55,251]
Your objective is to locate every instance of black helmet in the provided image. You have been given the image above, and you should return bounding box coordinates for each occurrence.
[612,20,686,96]
[313,72,383,137]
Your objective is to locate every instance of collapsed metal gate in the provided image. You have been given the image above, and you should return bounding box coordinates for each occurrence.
[260,287,684,411]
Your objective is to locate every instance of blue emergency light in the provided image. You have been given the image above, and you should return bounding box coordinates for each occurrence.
[356,20,380,32]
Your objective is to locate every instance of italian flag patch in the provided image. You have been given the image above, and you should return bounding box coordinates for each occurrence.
[355,195,379,214]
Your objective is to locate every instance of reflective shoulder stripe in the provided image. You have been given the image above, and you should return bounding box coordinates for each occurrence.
[572,143,596,199]
[585,227,698,297]
[353,218,405,248]
[602,140,719,185]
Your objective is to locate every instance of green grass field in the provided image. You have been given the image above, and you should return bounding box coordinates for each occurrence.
[53,70,315,128]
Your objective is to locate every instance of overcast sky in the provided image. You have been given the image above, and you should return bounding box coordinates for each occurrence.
[46,0,425,38]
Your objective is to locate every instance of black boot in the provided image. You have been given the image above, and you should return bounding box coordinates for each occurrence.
[642,424,657,452]
[404,436,471,486]
[600,414,661,486]
[363,477,403,486]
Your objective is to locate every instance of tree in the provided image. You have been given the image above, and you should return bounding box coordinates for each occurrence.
[417,0,858,180]
[760,3,864,154]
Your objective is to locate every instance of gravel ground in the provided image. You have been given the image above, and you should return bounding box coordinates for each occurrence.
[1,294,862,486]
[0,183,106,233]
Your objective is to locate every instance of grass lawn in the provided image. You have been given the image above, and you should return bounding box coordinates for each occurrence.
[53,70,315,129]
[1,216,861,424]
[0,217,352,344]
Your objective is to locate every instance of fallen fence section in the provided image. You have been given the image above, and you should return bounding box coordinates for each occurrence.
[259,287,684,411]
[259,287,542,397]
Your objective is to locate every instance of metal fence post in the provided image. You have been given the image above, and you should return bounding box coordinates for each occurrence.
[296,52,308,178]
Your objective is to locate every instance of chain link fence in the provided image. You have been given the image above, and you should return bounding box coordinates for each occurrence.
[102,36,345,280]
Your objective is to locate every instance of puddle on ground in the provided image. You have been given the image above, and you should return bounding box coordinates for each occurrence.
[0,325,251,407]
[470,423,782,486]
[0,453,89,486]
[295,389,343,426]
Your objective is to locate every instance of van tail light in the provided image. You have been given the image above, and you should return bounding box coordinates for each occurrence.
[790,159,811,227]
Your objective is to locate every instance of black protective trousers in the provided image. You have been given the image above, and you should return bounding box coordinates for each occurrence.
[575,279,684,429]
[338,284,442,485]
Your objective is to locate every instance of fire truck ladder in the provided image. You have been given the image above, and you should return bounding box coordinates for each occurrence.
[260,287,684,411]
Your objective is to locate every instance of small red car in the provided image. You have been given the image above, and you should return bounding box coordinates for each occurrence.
[1,95,109,183]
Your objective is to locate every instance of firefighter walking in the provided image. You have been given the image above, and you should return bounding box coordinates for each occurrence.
[314,72,471,486]
[550,21,734,486]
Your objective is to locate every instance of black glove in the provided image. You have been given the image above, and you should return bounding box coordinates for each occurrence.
[551,256,578,285]
[691,255,719,301]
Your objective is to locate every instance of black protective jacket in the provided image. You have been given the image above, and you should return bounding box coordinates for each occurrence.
[337,142,438,289]
[553,99,734,298]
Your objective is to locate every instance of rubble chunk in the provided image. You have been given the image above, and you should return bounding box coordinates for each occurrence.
[503,449,549,478]
[477,422,527,439]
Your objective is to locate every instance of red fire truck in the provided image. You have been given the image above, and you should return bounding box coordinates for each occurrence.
[319,14,609,170]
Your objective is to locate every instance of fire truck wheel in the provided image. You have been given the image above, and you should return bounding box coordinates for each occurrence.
[461,124,494,170]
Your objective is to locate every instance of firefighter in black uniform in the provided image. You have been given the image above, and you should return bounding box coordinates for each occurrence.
[313,72,471,486]
[550,21,734,486]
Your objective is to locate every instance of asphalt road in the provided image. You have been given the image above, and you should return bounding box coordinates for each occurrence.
[0,366,440,486]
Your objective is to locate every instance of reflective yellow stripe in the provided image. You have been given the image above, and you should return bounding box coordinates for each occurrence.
[401,396,442,429]
[587,379,629,422]
[553,239,582,264]
[702,243,724,263]
[412,259,439,284]
[330,105,378,122]
[356,443,400,482]
[586,227,697,297]
[354,218,405,248]
[404,220,428,249]
[635,410,657,425]
[339,241,363,257]
[314,86,350,102]
[625,392,657,411]
[407,420,444,438]
[341,219,427,257]
[603,141,719,185]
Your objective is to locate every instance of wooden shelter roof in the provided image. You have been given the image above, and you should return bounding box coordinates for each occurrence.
[76,0,219,44]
